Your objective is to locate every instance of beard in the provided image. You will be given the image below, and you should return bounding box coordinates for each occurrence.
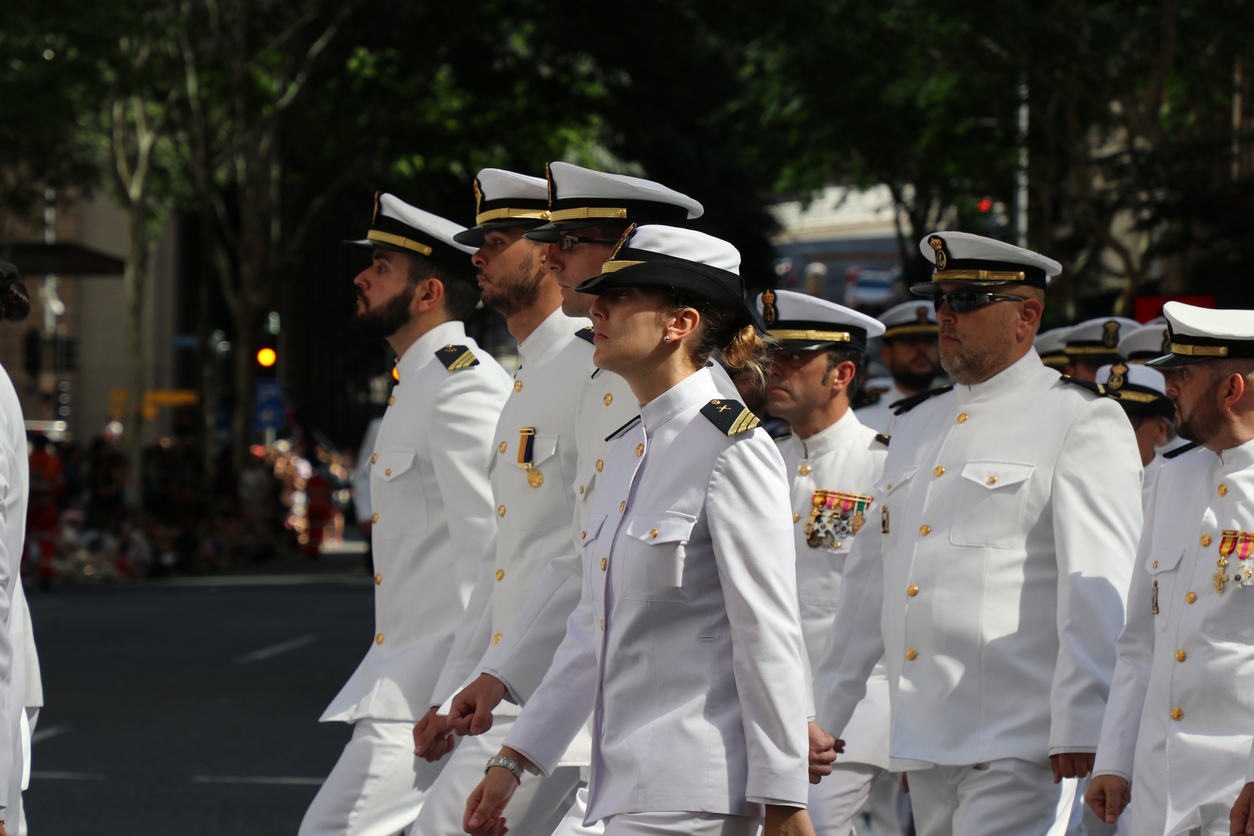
[1175,388,1224,444]
[894,369,938,391]
[352,283,414,340]
[940,339,1014,385]
[481,249,543,318]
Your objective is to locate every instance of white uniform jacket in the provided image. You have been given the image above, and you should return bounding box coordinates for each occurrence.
[0,365,28,812]
[429,309,590,708]
[1142,450,1165,511]
[1093,440,1254,836]
[782,410,890,769]
[855,378,942,435]
[320,322,511,723]
[816,350,1142,768]
[506,369,810,821]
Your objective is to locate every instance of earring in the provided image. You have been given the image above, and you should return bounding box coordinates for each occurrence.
[663,335,671,343]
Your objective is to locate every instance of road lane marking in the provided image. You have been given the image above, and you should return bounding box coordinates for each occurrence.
[31,725,69,744]
[32,771,103,780]
[192,775,323,786]
[233,634,317,664]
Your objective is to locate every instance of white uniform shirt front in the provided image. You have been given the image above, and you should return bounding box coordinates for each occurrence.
[0,365,28,811]
[321,321,511,723]
[1094,440,1254,836]
[1142,450,1165,511]
[817,350,1143,768]
[855,377,941,434]
[506,368,810,821]
[430,308,590,707]
[781,410,889,769]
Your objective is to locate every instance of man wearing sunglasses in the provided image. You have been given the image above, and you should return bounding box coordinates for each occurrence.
[815,231,1143,836]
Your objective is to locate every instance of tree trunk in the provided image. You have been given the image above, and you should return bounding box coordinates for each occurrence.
[124,205,150,513]
[196,209,217,507]
[231,310,257,475]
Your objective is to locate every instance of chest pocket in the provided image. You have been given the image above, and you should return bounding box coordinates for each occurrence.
[1200,546,1254,641]
[1146,548,1184,634]
[371,448,429,538]
[622,512,697,603]
[950,461,1035,549]
[797,544,852,609]
[499,432,570,531]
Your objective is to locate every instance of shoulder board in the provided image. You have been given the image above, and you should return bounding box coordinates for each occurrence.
[852,387,889,409]
[1164,441,1200,460]
[435,344,479,371]
[574,326,595,344]
[700,398,760,436]
[874,434,890,447]
[1058,375,1105,396]
[605,415,641,442]
[890,385,954,416]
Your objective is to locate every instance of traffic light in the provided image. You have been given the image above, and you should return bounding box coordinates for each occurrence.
[256,347,277,367]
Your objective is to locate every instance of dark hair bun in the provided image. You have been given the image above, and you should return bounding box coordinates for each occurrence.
[1,282,31,322]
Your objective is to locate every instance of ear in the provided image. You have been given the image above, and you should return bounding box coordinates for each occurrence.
[665,307,701,344]
[1221,370,1248,411]
[1018,298,1044,341]
[413,278,443,315]
[829,359,858,397]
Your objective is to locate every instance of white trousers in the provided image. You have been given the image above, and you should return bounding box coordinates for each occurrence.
[810,762,875,836]
[299,719,447,836]
[410,711,581,836]
[907,759,1075,836]
[548,785,605,836]
[601,811,762,836]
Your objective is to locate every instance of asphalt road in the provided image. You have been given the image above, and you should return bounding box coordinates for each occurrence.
[22,574,376,835]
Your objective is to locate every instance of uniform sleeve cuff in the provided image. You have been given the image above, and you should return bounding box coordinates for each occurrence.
[749,797,806,808]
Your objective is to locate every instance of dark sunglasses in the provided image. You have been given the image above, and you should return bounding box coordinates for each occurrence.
[557,233,620,252]
[933,291,1026,313]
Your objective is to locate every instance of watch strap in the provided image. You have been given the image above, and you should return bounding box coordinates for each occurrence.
[484,755,523,783]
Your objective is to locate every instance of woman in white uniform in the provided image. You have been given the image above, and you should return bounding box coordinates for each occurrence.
[461,226,814,836]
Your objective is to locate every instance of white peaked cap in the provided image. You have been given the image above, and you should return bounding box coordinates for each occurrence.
[1118,321,1170,363]
[1065,317,1142,358]
[1149,301,1254,367]
[914,230,1062,293]
[757,288,884,350]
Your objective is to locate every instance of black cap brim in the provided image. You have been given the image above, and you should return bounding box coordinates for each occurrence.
[524,220,606,242]
[1146,352,1210,368]
[454,219,547,247]
[577,261,758,331]
[343,237,407,255]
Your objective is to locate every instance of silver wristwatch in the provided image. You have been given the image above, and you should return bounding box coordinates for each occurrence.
[485,755,523,783]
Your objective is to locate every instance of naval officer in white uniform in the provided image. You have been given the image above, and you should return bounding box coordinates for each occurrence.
[1086,303,1254,836]
[854,301,942,434]
[462,225,813,836]
[299,195,512,836]
[761,290,905,836]
[1095,361,1178,509]
[815,232,1143,836]
[1063,316,1141,381]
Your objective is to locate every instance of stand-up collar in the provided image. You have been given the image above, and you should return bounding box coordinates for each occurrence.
[798,408,867,459]
[640,368,719,435]
[955,347,1047,405]
[396,320,466,378]
[1217,436,1254,471]
[518,307,588,367]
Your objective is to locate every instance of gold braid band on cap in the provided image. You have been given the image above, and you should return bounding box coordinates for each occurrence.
[932,269,1027,283]
[1066,345,1124,355]
[770,329,852,342]
[549,207,630,221]
[367,230,433,256]
[1111,390,1162,403]
[1171,342,1229,357]
[883,325,939,338]
[599,260,646,274]
[476,208,551,224]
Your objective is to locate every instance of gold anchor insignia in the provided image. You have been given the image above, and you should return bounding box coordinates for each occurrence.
[928,236,948,270]
[545,163,554,208]
[1103,320,1120,348]
[606,223,637,262]
[473,179,483,216]
[915,306,929,324]
[372,191,382,224]
[762,289,777,325]
[1107,363,1127,391]
[1162,328,1172,353]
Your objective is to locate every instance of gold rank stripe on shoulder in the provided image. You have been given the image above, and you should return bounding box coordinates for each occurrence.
[699,399,760,436]
[435,344,480,371]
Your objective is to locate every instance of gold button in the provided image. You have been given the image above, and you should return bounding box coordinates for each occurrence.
[497,505,506,517]
[493,633,502,644]
[384,468,391,476]
[376,633,384,644]
[933,466,945,477]
[792,512,800,523]
[1152,561,1159,568]
[957,413,968,423]
[495,569,505,581]
[833,541,842,548]
[620,501,626,512]
[498,442,507,454]
[580,531,586,539]
[600,619,604,630]
[907,585,919,597]
[1201,535,1212,547]
[1175,649,1187,662]
[601,558,607,571]
[799,464,812,476]
[636,443,644,457]
[371,513,379,523]
[528,470,544,488]
[650,529,659,539]
[919,525,931,536]
[905,648,918,661]
[1170,707,1184,721]
[987,476,998,485]
[1219,484,1229,497]
[604,393,613,406]
[370,453,378,464]
[374,573,382,585]
[596,459,604,472]
[387,396,395,406]
[513,380,522,392]
[1186,591,1197,604]
[886,483,893,491]
[579,485,584,494]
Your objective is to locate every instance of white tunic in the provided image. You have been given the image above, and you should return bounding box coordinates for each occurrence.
[1093,439,1254,836]
[780,410,890,769]
[506,368,810,821]
[817,350,1142,769]
[321,321,511,723]
[0,364,27,812]
[854,377,943,435]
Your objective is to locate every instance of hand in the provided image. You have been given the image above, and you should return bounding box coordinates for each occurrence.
[1230,780,1254,835]
[0,818,8,836]
[449,673,508,737]
[765,805,816,836]
[414,706,455,762]
[1050,751,1095,783]
[1085,774,1130,825]
[807,722,838,784]
[464,747,530,835]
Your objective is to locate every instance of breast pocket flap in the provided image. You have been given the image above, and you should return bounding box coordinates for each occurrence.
[530,433,560,468]
[581,513,608,547]
[1146,548,1184,574]
[875,467,918,496]
[625,512,698,544]
[373,448,417,482]
[959,460,1034,491]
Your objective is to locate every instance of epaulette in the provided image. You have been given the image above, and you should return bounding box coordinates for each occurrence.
[890,385,954,416]
[852,387,889,409]
[435,344,479,371]
[1058,375,1105,396]
[874,434,891,447]
[605,415,641,442]
[1164,441,1200,460]
[700,398,760,436]
[574,326,595,344]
